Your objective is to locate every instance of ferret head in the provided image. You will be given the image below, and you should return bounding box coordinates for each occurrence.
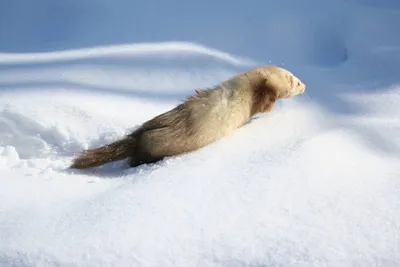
[258,66,306,99]
[245,66,306,116]
[283,70,306,98]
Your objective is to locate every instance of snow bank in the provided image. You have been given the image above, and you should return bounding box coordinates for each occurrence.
[1,0,400,266]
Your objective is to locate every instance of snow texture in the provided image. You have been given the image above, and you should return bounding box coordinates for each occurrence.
[1,0,400,266]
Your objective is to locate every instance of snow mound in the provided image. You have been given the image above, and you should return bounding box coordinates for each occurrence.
[1,0,400,266]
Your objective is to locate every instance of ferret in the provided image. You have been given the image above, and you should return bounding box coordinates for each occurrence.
[69,65,306,169]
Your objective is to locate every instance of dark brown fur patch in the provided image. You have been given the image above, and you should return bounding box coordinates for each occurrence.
[250,78,279,116]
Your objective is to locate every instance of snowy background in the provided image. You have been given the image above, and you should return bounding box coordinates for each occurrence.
[1,0,400,266]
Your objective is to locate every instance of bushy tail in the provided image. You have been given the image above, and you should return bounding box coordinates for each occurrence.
[69,137,136,169]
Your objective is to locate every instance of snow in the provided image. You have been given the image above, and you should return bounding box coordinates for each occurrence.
[1,0,400,266]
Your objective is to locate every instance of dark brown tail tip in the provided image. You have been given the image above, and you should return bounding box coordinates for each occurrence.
[69,150,101,169]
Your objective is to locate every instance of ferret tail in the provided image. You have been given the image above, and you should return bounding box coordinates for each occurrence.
[69,136,136,169]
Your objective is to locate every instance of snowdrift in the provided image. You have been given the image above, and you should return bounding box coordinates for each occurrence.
[1,0,400,266]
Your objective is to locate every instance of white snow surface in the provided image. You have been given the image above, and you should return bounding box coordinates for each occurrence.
[1,1,400,267]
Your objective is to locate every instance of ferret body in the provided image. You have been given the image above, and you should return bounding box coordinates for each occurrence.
[70,65,306,169]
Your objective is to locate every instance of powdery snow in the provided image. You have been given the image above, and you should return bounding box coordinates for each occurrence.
[0,1,400,266]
